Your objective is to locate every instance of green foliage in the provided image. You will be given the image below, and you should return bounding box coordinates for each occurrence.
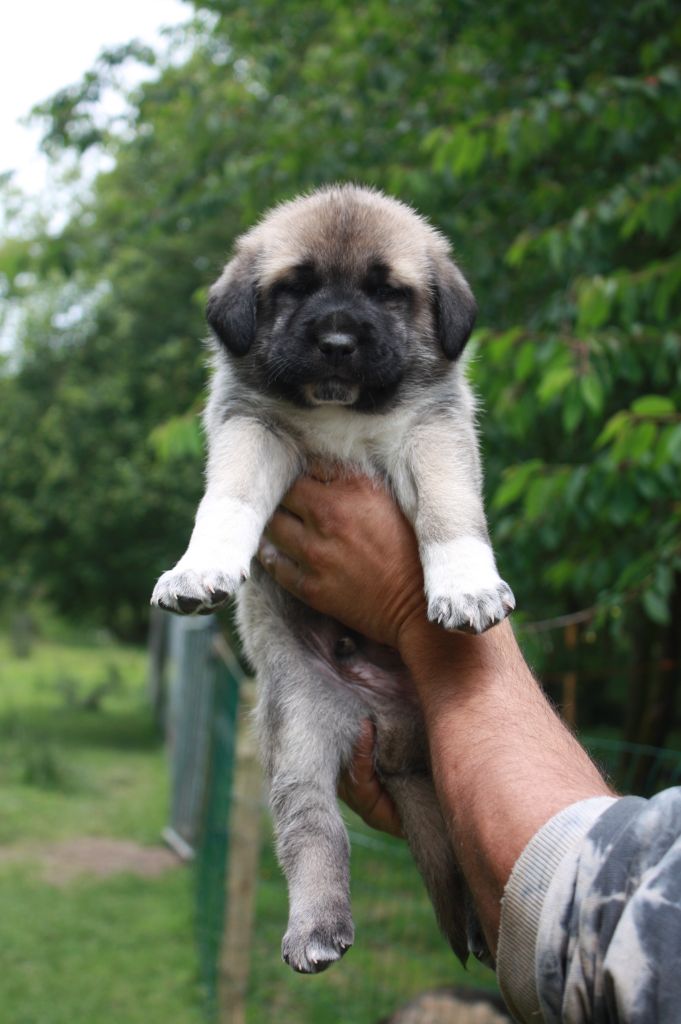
[433,1,681,648]
[149,412,204,462]
[0,0,680,732]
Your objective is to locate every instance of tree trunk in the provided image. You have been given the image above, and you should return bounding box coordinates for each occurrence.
[625,575,681,794]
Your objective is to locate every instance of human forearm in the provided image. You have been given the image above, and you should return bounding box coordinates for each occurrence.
[397,615,613,951]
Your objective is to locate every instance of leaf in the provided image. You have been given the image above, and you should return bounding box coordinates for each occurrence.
[149,414,203,461]
[515,340,536,381]
[564,465,588,507]
[493,460,543,510]
[505,231,534,267]
[580,373,605,416]
[627,422,657,461]
[657,424,681,465]
[642,588,670,626]
[537,364,574,404]
[577,279,612,331]
[595,410,630,449]
[631,394,675,417]
[654,562,674,598]
[524,475,556,521]
[488,326,523,362]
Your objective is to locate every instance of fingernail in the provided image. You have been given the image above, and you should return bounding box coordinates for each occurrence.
[258,539,277,568]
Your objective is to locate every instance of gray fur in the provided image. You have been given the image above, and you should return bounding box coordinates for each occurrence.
[151,185,514,972]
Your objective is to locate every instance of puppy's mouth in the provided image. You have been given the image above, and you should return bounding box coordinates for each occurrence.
[303,379,361,406]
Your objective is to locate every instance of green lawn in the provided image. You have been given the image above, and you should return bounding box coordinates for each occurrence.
[0,628,501,1024]
[0,631,203,1024]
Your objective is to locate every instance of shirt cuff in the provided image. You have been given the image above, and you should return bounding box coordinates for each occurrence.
[496,796,618,1022]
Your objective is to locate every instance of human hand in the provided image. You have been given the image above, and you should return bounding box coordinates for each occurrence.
[257,465,426,649]
[338,720,403,839]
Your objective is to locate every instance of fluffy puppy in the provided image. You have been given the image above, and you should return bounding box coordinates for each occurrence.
[152,185,514,973]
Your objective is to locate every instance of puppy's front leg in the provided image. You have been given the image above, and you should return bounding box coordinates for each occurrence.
[401,418,515,634]
[152,416,299,614]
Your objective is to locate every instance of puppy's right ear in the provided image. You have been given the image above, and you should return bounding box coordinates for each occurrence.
[205,253,258,356]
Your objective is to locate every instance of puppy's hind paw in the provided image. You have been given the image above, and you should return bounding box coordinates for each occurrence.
[281,912,354,974]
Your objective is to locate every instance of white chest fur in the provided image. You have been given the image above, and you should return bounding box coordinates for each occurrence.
[279,403,418,470]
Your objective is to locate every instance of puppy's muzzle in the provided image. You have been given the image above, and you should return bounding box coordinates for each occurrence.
[313,309,363,367]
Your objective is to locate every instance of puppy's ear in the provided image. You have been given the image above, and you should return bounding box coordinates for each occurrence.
[206,253,258,356]
[432,258,477,361]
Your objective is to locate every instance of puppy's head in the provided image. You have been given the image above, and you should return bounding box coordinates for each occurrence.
[206,185,476,411]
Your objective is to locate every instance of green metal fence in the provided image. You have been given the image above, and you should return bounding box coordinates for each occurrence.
[585,735,681,797]
[162,615,244,1015]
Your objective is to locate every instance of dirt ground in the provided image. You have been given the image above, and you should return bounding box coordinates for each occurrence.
[382,987,511,1024]
[0,837,180,885]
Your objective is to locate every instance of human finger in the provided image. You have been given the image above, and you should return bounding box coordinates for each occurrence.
[257,539,308,598]
[278,473,336,521]
[338,721,403,839]
[264,508,310,564]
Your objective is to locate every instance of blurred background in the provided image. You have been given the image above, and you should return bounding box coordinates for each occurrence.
[1,1,680,1021]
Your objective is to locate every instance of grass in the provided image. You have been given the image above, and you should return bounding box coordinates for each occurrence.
[0,630,203,1024]
[0,626,502,1024]
[0,866,202,1024]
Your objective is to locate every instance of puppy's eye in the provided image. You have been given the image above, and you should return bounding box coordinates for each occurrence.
[277,279,314,298]
[369,283,411,302]
[274,266,319,300]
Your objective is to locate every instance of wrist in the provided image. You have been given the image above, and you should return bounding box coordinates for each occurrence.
[397,612,515,708]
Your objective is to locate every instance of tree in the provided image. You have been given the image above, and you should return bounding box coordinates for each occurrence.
[0,0,679,736]
[424,0,681,743]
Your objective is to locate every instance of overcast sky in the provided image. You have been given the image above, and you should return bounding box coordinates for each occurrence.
[1,0,190,196]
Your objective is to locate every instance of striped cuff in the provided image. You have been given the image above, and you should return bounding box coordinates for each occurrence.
[496,796,618,1022]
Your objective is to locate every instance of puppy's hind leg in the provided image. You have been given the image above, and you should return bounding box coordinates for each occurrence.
[254,645,366,975]
[382,772,491,967]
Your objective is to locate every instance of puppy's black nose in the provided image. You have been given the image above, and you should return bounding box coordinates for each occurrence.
[317,331,357,357]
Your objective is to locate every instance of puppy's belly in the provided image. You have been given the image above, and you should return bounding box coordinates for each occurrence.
[239,570,426,776]
[241,566,416,707]
[306,628,419,711]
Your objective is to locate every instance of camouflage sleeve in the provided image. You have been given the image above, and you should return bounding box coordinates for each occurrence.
[496,789,681,1022]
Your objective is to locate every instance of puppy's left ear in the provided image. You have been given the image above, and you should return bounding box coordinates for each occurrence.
[206,252,258,356]
[432,258,477,361]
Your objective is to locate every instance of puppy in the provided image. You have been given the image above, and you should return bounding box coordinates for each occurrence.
[151,185,514,973]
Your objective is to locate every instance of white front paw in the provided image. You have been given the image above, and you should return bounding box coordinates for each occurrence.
[427,583,515,633]
[151,551,251,615]
[423,537,515,635]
